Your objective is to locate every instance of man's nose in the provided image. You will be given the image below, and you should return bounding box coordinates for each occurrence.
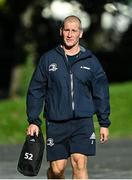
[67,31,72,37]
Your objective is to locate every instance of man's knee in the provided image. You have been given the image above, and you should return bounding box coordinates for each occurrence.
[52,164,65,176]
[48,160,67,178]
[71,153,88,171]
[71,154,88,179]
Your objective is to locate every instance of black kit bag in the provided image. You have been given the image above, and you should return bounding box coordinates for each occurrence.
[17,129,45,176]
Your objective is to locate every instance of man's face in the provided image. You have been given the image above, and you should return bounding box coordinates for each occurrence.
[60,20,83,48]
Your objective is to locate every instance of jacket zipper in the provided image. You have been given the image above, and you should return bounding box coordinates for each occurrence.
[70,72,75,111]
[65,54,75,112]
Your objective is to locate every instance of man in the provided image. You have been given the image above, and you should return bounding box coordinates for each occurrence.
[27,15,111,179]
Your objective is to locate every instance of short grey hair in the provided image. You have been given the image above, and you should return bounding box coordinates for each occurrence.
[61,15,82,30]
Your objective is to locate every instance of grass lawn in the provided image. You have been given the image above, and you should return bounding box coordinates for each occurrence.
[0,81,132,144]
[109,81,132,138]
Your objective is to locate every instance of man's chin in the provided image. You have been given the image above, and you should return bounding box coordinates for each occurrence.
[64,44,74,49]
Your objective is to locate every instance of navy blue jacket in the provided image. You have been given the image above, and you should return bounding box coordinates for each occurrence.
[26,45,111,127]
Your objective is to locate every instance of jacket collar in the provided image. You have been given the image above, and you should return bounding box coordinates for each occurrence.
[55,44,92,60]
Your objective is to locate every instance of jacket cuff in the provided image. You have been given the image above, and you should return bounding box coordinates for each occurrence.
[98,116,111,128]
[28,118,42,127]
[99,124,110,128]
[99,120,111,128]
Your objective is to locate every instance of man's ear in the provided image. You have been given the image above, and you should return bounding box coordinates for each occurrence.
[79,30,83,38]
[60,27,63,36]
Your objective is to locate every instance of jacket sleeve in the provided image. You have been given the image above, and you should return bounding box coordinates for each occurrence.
[26,55,47,127]
[91,56,111,128]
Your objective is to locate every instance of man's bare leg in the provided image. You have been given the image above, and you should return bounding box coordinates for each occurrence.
[47,159,67,179]
[71,153,88,179]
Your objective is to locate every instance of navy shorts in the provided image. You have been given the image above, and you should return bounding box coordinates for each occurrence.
[46,118,96,161]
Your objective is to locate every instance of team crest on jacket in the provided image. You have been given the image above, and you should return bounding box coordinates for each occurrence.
[49,63,58,72]
[47,138,54,147]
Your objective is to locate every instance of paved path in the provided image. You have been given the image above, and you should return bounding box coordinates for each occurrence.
[0,139,132,179]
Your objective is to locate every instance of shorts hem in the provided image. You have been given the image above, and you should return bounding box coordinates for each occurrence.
[47,155,70,162]
[70,151,96,156]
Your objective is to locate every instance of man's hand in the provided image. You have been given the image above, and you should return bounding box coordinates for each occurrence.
[100,127,109,144]
[27,124,39,136]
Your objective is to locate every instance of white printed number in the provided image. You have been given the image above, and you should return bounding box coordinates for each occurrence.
[24,152,33,161]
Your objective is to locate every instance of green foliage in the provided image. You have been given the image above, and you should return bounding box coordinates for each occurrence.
[0,0,6,7]
[18,55,35,97]
[0,81,132,144]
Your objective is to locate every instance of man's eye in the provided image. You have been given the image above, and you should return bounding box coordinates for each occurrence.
[64,29,69,32]
[72,30,78,32]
